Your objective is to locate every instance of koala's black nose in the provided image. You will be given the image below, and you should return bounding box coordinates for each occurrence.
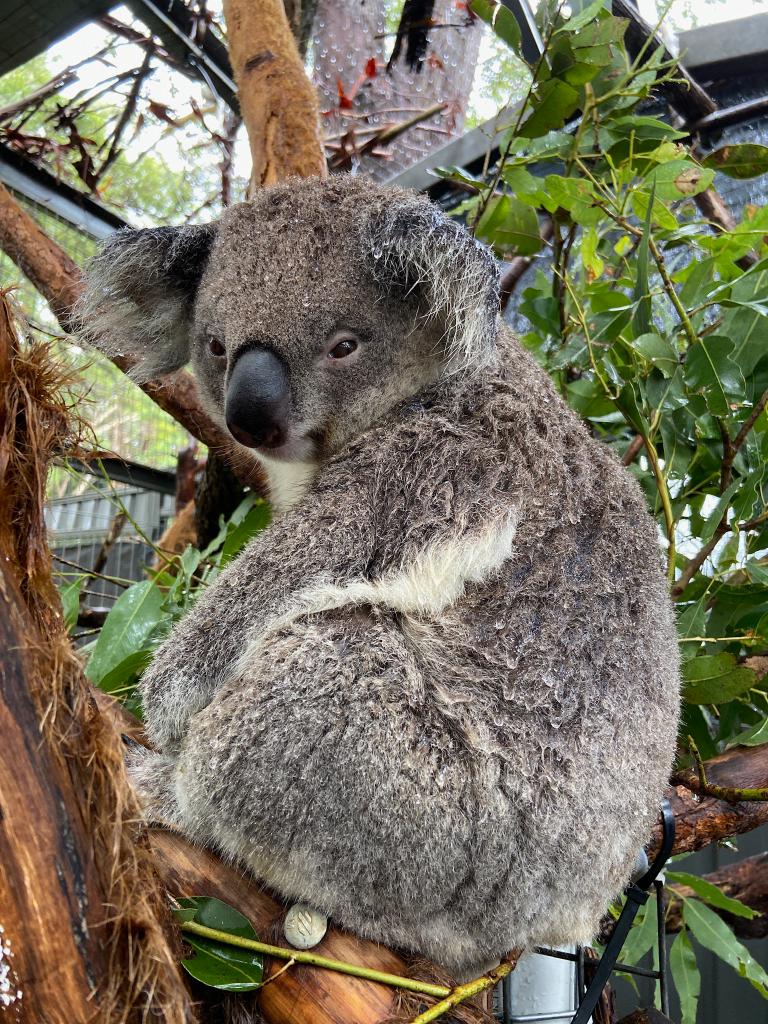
[225,347,290,449]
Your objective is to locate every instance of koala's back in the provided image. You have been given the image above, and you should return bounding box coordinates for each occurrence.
[172,326,679,974]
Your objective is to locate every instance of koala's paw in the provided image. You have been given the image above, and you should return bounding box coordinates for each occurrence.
[126,746,183,828]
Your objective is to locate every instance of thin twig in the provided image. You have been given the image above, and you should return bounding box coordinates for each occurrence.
[407,951,522,1024]
[178,921,451,998]
[671,738,768,803]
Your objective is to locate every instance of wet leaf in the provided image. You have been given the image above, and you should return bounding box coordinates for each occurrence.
[682,653,757,705]
[86,581,163,686]
[174,897,264,992]
[703,144,768,180]
[670,928,700,1024]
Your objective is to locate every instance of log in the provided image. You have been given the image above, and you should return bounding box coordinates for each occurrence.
[222,0,326,189]
[667,853,768,939]
[151,828,409,1024]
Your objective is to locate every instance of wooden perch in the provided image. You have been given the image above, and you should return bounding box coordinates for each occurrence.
[649,743,768,859]
[222,0,326,189]
[152,828,416,1024]
[0,182,263,490]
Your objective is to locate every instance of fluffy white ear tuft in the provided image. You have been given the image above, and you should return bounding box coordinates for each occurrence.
[75,223,215,383]
[364,197,500,375]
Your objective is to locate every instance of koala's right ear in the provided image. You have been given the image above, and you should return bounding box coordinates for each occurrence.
[76,223,215,382]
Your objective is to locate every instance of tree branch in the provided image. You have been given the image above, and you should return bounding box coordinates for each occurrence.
[0,182,263,489]
[672,388,768,596]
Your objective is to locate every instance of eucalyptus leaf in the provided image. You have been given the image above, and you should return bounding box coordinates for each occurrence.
[682,653,757,705]
[174,896,264,992]
[683,898,768,997]
[703,144,768,180]
[667,872,758,919]
[670,928,700,1024]
[86,581,164,686]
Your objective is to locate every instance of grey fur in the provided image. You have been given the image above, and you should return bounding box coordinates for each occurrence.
[80,177,680,976]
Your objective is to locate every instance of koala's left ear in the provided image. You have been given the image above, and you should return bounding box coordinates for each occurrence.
[75,222,215,382]
[364,196,500,375]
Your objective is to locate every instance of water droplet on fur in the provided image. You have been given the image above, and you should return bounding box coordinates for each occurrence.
[372,247,382,259]
[302,295,310,307]
[495,618,504,630]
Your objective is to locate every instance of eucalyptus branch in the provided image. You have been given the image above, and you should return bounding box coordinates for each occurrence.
[406,951,522,1024]
[671,739,768,803]
[673,388,768,596]
[178,920,451,998]
[643,434,677,583]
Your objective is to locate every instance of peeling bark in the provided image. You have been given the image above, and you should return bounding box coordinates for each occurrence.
[223,0,326,187]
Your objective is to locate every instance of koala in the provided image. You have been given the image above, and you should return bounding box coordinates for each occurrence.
[78,177,680,977]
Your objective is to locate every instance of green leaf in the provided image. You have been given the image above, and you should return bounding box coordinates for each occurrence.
[700,479,741,544]
[556,0,607,33]
[649,160,715,200]
[475,195,542,257]
[667,872,758,919]
[518,80,580,139]
[618,898,658,967]
[633,182,654,337]
[174,897,264,992]
[633,332,678,376]
[85,581,164,686]
[468,0,522,55]
[736,717,768,747]
[684,336,746,418]
[220,499,271,567]
[670,928,700,1024]
[683,898,768,997]
[97,647,154,695]
[59,577,82,630]
[682,653,757,705]
[542,174,601,225]
[703,144,768,180]
[431,166,484,192]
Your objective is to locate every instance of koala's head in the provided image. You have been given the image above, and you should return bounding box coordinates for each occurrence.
[78,177,499,463]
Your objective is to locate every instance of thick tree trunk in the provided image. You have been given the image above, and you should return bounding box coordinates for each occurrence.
[0,295,192,1023]
[223,0,327,188]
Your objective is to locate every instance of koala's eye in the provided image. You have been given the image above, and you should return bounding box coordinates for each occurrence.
[327,335,359,361]
[208,335,226,359]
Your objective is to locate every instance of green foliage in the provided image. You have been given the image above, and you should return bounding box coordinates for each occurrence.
[461,1,768,1014]
[68,492,270,711]
[173,897,264,991]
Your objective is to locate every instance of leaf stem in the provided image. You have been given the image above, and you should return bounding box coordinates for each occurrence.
[178,921,451,998]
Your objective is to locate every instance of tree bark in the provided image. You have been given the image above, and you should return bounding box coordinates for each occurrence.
[648,744,768,859]
[222,0,327,188]
[0,295,192,1023]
